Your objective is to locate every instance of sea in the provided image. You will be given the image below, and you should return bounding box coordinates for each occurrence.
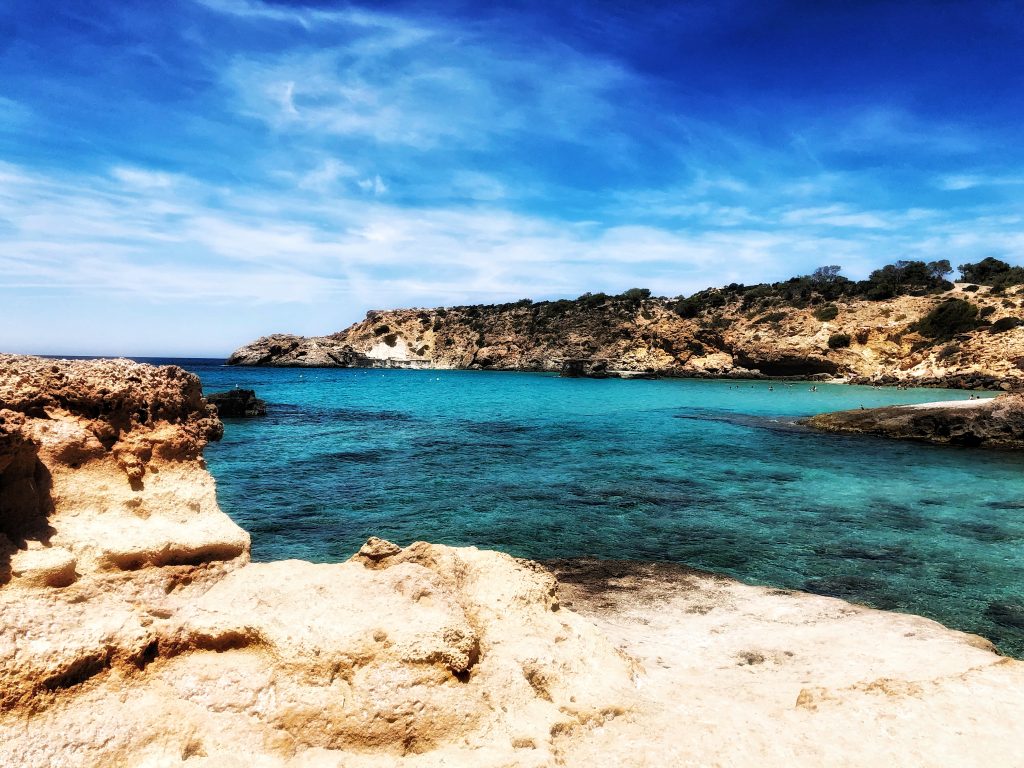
[154,359,1024,656]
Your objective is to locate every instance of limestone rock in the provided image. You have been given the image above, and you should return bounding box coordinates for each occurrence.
[0,355,637,767]
[806,393,1024,449]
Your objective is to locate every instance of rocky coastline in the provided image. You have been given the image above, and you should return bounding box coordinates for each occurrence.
[227,283,1024,390]
[3,354,1024,766]
[806,393,1024,449]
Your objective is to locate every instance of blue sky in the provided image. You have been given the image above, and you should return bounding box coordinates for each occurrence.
[1,0,1023,356]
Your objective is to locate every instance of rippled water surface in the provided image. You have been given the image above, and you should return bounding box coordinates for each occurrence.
[172,360,1024,656]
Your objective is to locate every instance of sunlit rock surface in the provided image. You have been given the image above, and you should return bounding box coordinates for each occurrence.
[2,355,1023,767]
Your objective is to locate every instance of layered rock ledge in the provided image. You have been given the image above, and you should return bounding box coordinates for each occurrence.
[2,355,1023,766]
[806,393,1024,449]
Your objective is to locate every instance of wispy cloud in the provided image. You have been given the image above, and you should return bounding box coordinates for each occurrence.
[938,174,1024,191]
[1,0,1023,354]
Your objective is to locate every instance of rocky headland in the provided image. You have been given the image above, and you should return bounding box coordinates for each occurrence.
[806,392,1024,449]
[3,354,1024,766]
[227,266,1024,390]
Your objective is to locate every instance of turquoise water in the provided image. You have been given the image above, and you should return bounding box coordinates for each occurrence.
[177,361,1024,656]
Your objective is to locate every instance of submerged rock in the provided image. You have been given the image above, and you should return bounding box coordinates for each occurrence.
[206,388,267,417]
[805,393,1024,449]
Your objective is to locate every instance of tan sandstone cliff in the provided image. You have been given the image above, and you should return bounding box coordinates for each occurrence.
[227,284,1024,389]
[2,355,1024,767]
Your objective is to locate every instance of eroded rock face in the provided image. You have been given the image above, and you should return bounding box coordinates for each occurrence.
[0,355,637,767]
[0,356,243,579]
[227,286,1024,388]
[806,393,1024,449]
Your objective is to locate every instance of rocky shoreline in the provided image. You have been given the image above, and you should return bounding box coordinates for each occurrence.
[227,283,1024,390]
[3,354,1024,766]
[805,393,1024,449]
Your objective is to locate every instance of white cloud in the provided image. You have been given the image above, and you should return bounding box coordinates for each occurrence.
[939,174,1024,191]
[781,205,896,229]
[111,166,179,189]
[219,13,628,152]
[358,175,388,196]
[6,159,1023,324]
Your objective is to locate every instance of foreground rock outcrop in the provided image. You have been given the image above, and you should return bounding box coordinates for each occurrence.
[0,356,638,767]
[228,283,1024,388]
[2,354,1024,767]
[806,393,1024,449]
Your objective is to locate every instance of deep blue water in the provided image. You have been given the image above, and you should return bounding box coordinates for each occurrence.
[166,359,1024,656]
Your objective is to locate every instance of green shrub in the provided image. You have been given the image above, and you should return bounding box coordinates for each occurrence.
[959,257,1024,288]
[937,344,959,360]
[373,324,391,336]
[827,332,852,349]
[813,304,839,321]
[674,289,727,318]
[914,299,980,341]
[755,311,788,325]
[963,284,979,292]
[577,291,610,309]
[619,287,652,303]
[383,333,399,347]
[979,306,996,318]
[990,316,1023,334]
[861,260,953,300]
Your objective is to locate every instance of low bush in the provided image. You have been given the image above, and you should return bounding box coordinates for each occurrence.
[619,287,652,303]
[990,316,1024,334]
[755,311,788,325]
[813,304,839,321]
[673,289,727,318]
[828,332,852,349]
[914,299,980,341]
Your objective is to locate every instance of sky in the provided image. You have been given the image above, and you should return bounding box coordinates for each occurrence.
[1,0,1023,356]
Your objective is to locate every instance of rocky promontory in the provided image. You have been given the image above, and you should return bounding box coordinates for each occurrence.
[227,273,1024,389]
[3,354,1024,766]
[806,393,1024,449]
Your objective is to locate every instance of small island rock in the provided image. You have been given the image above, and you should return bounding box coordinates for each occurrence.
[206,388,267,417]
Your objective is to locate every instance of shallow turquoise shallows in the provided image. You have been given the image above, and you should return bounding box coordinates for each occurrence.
[175,360,1024,656]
